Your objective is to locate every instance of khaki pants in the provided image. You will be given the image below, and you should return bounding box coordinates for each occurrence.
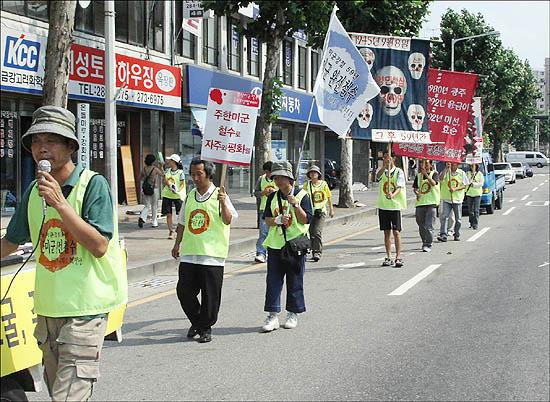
[34,315,107,402]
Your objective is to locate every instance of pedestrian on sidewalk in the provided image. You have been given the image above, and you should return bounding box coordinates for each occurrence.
[0,106,127,401]
[261,161,312,332]
[376,151,407,267]
[138,154,164,228]
[413,159,440,252]
[254,161,277,263]
[303,165,334,262]
[162,154,186,240]
[437,162,470,242]
[171,158,237,343]
[465,163,484,230]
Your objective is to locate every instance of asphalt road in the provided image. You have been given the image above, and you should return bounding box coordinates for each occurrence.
[28,169,549,401]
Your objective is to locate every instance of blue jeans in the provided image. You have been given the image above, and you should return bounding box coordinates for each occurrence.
[440,201,462,239]
[256,217,269,257]
[264,249,306,314]
[465,196,481,229]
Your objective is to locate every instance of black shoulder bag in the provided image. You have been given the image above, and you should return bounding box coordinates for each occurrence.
[277,190,310,271]
[142,168,154,196]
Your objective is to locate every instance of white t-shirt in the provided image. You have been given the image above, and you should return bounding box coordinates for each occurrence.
[178,183,238,267]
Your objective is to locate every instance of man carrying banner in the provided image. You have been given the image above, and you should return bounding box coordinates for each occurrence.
[437,162,470,242]
[412,159,440,252]
[254,161,277,263]
[376,151,407,267]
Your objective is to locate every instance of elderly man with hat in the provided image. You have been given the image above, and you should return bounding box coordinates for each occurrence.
[260,161,313,332]
[303,164,334,262]
[0,106,127,401]
[161,153,187,239]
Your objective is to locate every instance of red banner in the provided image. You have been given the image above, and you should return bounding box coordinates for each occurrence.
[394,68,478,162]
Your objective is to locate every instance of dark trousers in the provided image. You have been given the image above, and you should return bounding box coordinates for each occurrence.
[176,262,224,332]
[264,249,306,314]
[415,205,436,247]
[465,195,481,228]
[309,211,326,254]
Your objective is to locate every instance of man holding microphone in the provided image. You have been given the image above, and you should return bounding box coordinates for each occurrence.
[0,106,127,401]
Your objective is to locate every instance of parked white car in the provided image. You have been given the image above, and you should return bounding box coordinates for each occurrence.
[493,162,516,184]
[510,162,527,179]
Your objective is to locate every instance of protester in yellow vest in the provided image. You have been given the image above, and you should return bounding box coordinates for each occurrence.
[254,161,277,263]
[0,106,127,401]
[376,151,407,267]
[303,165,334,262]
[261,161,313,332]
[171,158,237,343]
[162,154,186,240]
[412,159,440,252]
[465,163,485,230]
[437,162,470,242]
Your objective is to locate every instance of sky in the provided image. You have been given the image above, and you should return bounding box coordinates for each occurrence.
[420,0,549,70]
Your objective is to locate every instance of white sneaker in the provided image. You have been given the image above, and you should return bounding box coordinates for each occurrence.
[152,221,159,228]
[283,312,298,329]
[261,313,279,332]
[254,254,266,263]
[422,246,432,252]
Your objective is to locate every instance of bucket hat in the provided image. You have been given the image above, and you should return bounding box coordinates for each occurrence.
[306,165,322,178]
[21,106,78,151]
[270,161,294,180]
[166,154,181,163]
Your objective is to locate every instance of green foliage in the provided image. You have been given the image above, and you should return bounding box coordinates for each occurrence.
[266,77,284,124]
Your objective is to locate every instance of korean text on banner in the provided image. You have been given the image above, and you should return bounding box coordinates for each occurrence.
[201,88,260,166]
[313,6,379,137]
[465,96,483,164]
[394,68,478,162]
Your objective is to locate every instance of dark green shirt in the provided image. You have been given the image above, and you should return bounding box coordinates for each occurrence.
[5,164,114,245]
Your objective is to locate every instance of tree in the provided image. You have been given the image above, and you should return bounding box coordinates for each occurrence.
[42,0,77,107]
[431,9,540,161]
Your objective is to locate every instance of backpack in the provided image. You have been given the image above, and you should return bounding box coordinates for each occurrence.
[142,169,154,196]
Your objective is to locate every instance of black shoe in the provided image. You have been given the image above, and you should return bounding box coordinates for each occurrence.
[454,237,460,241]
[186,326,198,338]
[197,329,212,343]
[437,235,447,242]
[312,253,320,262]
[138,218,144,228]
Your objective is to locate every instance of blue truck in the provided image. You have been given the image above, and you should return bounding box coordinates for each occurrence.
[461,152,506,214]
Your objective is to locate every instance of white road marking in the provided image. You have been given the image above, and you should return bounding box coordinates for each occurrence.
[538,262,549,268]
[521,195,530,201]
[372,257,386,261]
[337,262,366,269]
[407,252,416,256]
[507,199,515,203]
[467,227,491,242]
[532,187,539,192]
[371,246,384,250]
[526,201,550,206]
[503,207,515,216]
[388,264,442,296]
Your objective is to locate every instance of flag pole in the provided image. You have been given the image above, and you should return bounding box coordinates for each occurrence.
[294,97,316,185]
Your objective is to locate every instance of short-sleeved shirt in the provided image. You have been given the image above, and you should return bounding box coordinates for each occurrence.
[5,164,114,245]
[263,187,313,222]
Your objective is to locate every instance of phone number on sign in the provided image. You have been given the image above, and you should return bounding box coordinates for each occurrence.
[74,83,165,106]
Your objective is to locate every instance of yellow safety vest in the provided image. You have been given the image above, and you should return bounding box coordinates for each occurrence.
[441,169,466,203]
[259,174,278,212]
[415,171,441,207]
[377,169,407,210]
[466,171,484,197]
[304,180,330,213]
[162,169,186,200]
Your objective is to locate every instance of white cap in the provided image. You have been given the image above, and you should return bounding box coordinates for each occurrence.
[166,154,181,163]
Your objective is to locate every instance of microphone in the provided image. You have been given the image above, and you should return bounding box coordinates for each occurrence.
[37,160,51,216]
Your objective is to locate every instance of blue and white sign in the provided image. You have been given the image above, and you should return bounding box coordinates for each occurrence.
[271,140,287,162]
[312,6,380,137]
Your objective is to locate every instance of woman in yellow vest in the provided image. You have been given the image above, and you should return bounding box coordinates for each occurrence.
[303,165,334,261]
[261,161,313,332]
[161,154,187,239]
[465,163,485,230]
[254,161,277,263]
[412,159,440,252]
[171,158,237,343]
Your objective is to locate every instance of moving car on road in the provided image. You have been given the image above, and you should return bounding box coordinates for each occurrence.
[505,151,549,168]
[493,162,516,184]
[510,162,527,179]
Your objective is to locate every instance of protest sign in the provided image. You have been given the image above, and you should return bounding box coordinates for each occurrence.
[465,97,483,164]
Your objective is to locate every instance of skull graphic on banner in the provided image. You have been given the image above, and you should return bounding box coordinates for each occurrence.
[408,52,426,80]
[375,66,407,117]
[407,104,425,131]
[358,103,374,128]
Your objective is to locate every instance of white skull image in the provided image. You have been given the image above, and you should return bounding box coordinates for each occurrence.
[408,52,425,80]
[407,104,426,131]
[357,103,374,128]
[359,47,375,70]
[374,66,407,117]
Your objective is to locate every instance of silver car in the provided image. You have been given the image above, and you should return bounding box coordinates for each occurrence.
[494,162,516,184]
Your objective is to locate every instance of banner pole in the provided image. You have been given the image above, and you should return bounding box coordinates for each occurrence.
[220,164,227,191]
[294,97,316,185]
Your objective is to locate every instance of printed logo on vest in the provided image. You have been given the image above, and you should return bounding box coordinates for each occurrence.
[264,185,276,194]
[313,190,325,203]
[448,177,460,190]
[273,207,293,228]
[39,219,78,272]
[419,181,432,194]
[383,181,396,195]
[188,209,210,234]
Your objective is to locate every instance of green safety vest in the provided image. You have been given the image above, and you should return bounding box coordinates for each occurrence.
[162,169,186,200]
[377,168,407,210]
[466,171,484,197]
[304,180,330,213]
[259,175,278,212]
[440,169,466,203]
[28,169,127,317]
[415,171,441,207]
[263,189,310,250]
[180,188,230,259]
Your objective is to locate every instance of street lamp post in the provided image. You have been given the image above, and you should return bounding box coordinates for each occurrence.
[451,31,500,71]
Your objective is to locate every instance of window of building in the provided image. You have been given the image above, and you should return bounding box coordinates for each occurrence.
[147,0,164,52]
[128,1,145,45]
[203,16,219,66]
[227,18,242,72]
[75,1,104,36]
[247,37,260,77]
[2,0,48,21]
[174,2,196,59]
[115,0,129,43]
[311,50,320,90]
[114,1,163,51]
[298,46,306,89]
[283,40,293,86]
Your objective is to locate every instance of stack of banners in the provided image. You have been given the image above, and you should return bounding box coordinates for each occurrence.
[349,34,431,144]
[201,88,260,166]
[312,6,380,138]
[465,97,483,164]
[394,68,479,162]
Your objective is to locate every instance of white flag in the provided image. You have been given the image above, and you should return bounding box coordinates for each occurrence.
[313,6,380,137]
[182,18,201,37]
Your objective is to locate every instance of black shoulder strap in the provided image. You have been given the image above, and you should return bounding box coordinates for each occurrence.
[276,190,288,244]
[308,181,315,208]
